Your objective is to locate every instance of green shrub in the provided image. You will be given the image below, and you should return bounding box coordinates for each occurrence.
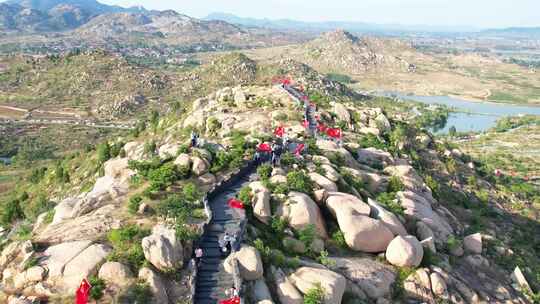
[107,225,150,272]
[332,230,347,248]
[128,195,143,215]
[1,198,24,225]
[177,144,190,155]
[387,176,405,193]
[286,170,313,195]
[118,282,153,303]
[182,183,201,203]
[238,187,253,206]
[393,267,416,300]
[28,167,47,184]
[446,236,462,252]
[143,140,156,156]
[25,194,54,220]
[88,276,106,301]
[96,142,111,164]
[360,134,387,150]
[376,192,405,216]
[206,117,221,134]
[44,209,55,224]
[318,250,335,267]
[341,171,364,193]
[257,164,273,181]
[271,217,288,237]
[304,283,326,304]
[147,162,180,191]
[297,224,316,248]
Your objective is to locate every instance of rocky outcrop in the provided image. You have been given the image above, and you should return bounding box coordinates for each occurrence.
[385,235,424,267]
[278,192,328,239]
[142,224,184,272]
[289,267,346,304]
[191,156,210,176]
[333,103,351,123]
[250,182,272,224]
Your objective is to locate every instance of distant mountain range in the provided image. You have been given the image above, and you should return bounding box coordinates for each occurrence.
[204,12,480,34]
[0,0,146,31]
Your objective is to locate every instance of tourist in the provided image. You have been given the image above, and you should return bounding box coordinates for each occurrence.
[195,247,203,265]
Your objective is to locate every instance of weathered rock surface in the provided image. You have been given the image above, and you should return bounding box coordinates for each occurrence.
[271,267,303,304]
[142,224,183,272]
[357,148,394,167]
[289,267,346,304]
[328,257,396,299]
[225,245,263,281]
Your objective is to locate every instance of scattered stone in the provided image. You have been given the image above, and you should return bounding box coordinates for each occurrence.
[174,153,191,167]
[511,266,533,294]
[271,267,303,304]
[430,272,448,296]
[191,156,210,176]
[279,192,328,239]
[309,172,338,192]
[463,233,482,254]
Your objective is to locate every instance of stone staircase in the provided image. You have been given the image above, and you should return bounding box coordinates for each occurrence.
[281,84,318,136]
[193,170,257,304]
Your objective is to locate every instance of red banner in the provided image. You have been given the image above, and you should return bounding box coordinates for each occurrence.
[274,126,285,138]
[303,120,309,128]
[220,297,241,304]
[317,123,328,133]
[228,198,244,209]
[257,143,272,153]
[75,279,91,304]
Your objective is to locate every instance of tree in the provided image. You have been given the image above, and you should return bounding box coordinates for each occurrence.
[449,126,457,137]
[96,142,111,164]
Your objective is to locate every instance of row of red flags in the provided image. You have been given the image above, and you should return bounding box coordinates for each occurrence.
[276,124,342,139]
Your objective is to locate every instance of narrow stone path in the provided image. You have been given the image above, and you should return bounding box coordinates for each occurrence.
[281,84,318,135]
[194,168,258,304]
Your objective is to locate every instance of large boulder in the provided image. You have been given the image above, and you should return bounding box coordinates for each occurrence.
[61,244,112,291]
[279,192,328,239]
[328,257,396,299]
[463,233,482,254]
[253,190,272,224]
[158,143,179,159]
[326,192,392,252]
[225,245,264,281]
[191,156,210,176]
[325,192,371,217]
[174,153,191,168]
[142,224,183,272]
[98,262,134,286]
[333,103,351,123]
[341,167,388,194]
[271,267,303,304]
[316,139,359,169]
[374,113,391,133]
[367,198,407,236]
[308,172,338,192]
[289,267,346,304]
[103,157,135,187]
[357,148,394,168]
[397,191,454,242]
[138,267,168,304]
[385,235,424,267]
[403,268,435,303]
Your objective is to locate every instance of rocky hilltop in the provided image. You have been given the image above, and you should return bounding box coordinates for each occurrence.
[289,29,417,75]
[0,66,538,303]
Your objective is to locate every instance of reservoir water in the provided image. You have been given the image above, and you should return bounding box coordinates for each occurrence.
[384,93,540,133]
[0,157,12,165]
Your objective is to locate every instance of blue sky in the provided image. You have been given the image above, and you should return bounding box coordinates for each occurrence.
[100,0,540,28]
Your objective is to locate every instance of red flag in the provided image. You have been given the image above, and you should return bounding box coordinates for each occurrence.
[303,120,309,128]
[294,143,305,156]
[326,128,342,139]
[274,126,285,138]
[257,143,272,153]
[317,123,328,133]
[220,297,241,304]
[75,279,91,304]
[228,198,244,209]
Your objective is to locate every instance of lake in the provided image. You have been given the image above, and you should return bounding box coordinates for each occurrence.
[0,157,11,165]
[384,93,540,133]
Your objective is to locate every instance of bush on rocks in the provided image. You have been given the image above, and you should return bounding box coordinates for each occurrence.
[287,170,314,195]
[107,225,150,272]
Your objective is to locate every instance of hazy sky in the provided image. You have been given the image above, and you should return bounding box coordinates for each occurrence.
[99,0,540,28]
